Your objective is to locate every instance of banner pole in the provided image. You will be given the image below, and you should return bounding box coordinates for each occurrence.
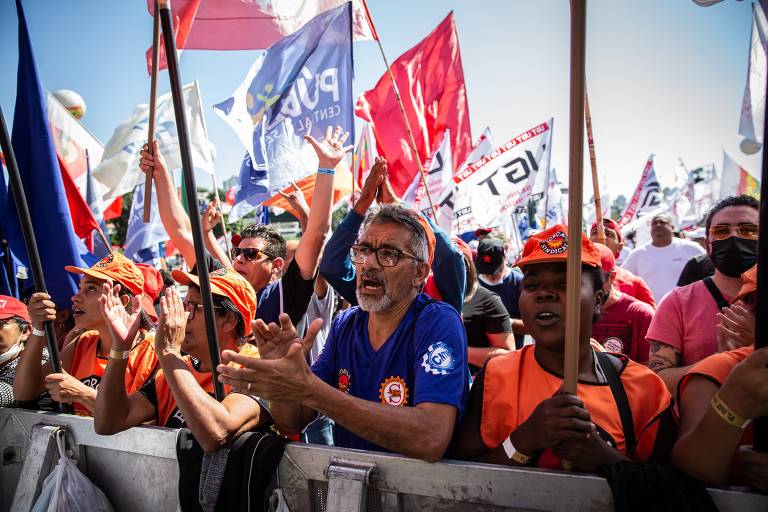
[0,105,66,412]
[585,89,605,244]
[144,1,161,224]
[158,0,225,400]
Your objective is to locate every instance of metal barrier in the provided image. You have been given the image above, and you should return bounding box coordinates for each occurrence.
[2,409,767,512]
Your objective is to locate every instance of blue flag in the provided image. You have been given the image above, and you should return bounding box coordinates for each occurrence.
[3,0,88,306]
[214,3,353,221]
[0,167,21,298]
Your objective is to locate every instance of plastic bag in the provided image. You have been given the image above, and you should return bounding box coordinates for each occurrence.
[30,430,114,512]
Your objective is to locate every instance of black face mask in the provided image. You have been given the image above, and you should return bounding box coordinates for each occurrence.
[710,237,758,278]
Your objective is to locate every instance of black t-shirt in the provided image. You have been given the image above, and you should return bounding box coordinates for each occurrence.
[676,253,715,287]
[463,287,512,374]
[196,249,316,325]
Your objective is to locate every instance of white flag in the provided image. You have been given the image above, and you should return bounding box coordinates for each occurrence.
[721,150,761,199]
[92,82,214,203]
[451,119,553,233]
[538,168,566,228]
[619,155,666,226]
[403,129,453,212]
[740,2,768,144]
[124,182,169,263]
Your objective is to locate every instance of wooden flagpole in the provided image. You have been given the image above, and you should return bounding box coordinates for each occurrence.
[564,0,587,396]
[584,89,606,244]
[371,33,437,215]
[144,0,161,223]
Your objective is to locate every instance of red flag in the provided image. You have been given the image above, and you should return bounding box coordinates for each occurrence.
[58,155,99,241]
[355,12,472,197]
[225,186,236,206]
[145,0,376,74]
[103,196,122,221]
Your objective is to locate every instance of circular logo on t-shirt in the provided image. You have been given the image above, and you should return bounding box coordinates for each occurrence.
[540,231,568,255]
[337,368,351,394]
[379,376,408,406]
[603,337,624,353]
[421,342,456,375]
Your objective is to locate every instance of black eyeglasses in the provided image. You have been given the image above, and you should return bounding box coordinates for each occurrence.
[0,318,19,329]
[349,244,423,267]
[231,247,275,262]
[183,302,225,321]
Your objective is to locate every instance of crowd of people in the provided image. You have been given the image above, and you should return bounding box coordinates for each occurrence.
[0,125,767,504]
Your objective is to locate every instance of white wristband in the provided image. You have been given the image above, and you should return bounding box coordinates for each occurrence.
[31,327,45,337]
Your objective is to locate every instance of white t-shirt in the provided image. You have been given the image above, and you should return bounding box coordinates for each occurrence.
[622,239,705,301]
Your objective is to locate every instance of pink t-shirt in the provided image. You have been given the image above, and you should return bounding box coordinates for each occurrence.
[645,280,730,366]
[593,293,655,363]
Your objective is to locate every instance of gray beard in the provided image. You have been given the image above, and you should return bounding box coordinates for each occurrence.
[356,289,393,312]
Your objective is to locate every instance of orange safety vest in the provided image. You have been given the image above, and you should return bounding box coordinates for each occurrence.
[480,345,672,469]
[151,343,260,428]
[69,330,158,416]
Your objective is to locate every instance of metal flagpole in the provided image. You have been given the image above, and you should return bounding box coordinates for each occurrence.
[369,23,437,216]
[158,0,225,400]
[564,0,587,396]
[144,0,161,223]
[585,90,606,244]
[0,105,66,412]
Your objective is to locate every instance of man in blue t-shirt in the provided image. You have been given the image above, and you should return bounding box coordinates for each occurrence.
[217,203,469,462]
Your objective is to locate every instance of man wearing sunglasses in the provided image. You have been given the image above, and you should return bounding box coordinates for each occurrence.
[647,195,759,392]
[139,126,351,326]
[217,203,469,462]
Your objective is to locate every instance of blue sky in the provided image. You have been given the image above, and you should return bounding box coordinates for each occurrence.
[0,0,757,200]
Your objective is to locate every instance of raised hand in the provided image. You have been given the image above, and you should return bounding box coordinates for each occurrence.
[250,313,323,361]
[279,182,310,223]
[138,139,169,179]
[202,198,223,233]
[304,125,353,170]
[353,157,386,216]
[376,163,403,205]
[155,287,188,358]
[98,282,141,351]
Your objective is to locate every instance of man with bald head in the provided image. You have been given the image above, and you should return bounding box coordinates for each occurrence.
[622,213,705,301]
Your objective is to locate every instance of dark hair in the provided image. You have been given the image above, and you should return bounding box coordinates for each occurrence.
[213,295,246,339]
[240,224,287,259]
[584,265,605,295]
[461,252,478,304]
[705,195,759,234]
[120,288,154,330]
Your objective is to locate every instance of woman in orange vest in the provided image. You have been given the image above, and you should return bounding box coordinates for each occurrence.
[13,252,157,415]
[673,265,768,491]
[453,225,675,470]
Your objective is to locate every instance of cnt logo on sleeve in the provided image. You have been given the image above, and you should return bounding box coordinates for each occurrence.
[421,342,456,375]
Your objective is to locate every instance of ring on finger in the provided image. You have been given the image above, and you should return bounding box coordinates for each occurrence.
[247,382,252,392]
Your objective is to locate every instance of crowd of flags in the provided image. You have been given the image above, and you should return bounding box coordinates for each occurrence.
[0,0,764,300]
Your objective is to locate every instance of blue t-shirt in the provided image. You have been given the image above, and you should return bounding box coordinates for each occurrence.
[310,294,469,453]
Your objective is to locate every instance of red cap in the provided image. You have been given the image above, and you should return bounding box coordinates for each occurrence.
[595,243,616,273]
[514,224,601,269]
[136,263,163,321]
[0,296,30,322]
[171,268,257,335]
[65,252,144,296]
[733,265,757,304]
[590,218,623,243]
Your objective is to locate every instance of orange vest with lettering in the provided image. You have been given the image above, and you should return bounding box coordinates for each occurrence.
[150,343,260,428]
[480,345,672,468]
[69,330,158,416]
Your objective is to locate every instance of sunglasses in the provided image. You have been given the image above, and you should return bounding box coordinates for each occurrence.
[231,247,276,262]
[709,223,759,241]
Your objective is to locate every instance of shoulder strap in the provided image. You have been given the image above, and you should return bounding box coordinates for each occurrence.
[702,277,729,309]
[595,351,636,456]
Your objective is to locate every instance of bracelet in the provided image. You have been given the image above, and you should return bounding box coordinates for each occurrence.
[109,349,131,360]
[502,436,532,464]
[711,393,751,429]
[317,167,335,176]
[31,327,45,337]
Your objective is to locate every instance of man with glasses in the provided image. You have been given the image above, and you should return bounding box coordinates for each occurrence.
[138,125,351,325]
[647,195,759,392]
[216,204,469,462]
[622,213,705,302]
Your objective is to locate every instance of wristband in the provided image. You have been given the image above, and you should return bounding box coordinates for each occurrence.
[711,393,751,429]
[109,349,131,360]
[31,327,45,337]
[317,167,335,176]
[502,437,532,464]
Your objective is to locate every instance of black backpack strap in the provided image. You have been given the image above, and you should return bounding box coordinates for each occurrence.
[595,351,637,457]
[702,276,729,309]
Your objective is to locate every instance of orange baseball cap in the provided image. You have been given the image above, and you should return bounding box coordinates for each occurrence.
[732,265,757,304]
[514,224,601,269]
[171,267,257,335]
[65,252,144,296]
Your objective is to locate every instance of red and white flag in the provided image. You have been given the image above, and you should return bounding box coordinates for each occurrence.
[356,12,472,197]
[619,155,666,226]
[353,122,376,188]
[721,150,760,199]
[145,0,377,74]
